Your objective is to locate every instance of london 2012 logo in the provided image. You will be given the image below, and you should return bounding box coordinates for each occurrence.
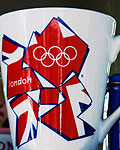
[2,17,95,148]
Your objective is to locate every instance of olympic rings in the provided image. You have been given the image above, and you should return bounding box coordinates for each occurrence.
[33,46,77,67]
[33,46,47,61]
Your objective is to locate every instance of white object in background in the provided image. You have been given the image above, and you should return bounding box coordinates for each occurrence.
[103,92,109,150]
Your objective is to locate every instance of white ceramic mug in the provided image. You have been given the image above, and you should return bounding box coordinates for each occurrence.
[0,8,120,150]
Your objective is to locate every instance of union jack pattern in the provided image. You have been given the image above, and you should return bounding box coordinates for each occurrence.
[2,17,95,148]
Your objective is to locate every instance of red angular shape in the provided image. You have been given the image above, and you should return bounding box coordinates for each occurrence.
[29,98,39,120]
[41,75,81,140]
[24,18,88,87]
[7,58,42,98]
[40,88,59,104]
[17,111,28,147]
[41,100,79,139]
[2,38,18,53]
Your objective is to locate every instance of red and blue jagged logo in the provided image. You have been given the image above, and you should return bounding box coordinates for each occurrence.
[2,17,95,148]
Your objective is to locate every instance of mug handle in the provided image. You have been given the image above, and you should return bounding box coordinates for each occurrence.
[99,106,120,143]
[99,35,120,143]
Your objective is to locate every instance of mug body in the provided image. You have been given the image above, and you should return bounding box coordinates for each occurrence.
[0,8,116,150]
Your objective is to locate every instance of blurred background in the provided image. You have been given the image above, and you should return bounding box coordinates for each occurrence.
[0,0,120,150]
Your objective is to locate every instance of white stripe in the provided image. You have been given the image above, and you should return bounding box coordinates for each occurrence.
[66,83,91,136]
[3,47,24,65]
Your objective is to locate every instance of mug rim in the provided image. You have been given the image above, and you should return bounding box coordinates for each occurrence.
[0,7,116,23]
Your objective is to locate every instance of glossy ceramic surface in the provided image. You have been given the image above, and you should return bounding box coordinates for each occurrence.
[0,8,120,150]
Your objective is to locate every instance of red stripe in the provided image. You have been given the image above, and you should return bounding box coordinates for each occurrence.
[2,38,18,53]
[11,94,28,109]
[17,111,28,147]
